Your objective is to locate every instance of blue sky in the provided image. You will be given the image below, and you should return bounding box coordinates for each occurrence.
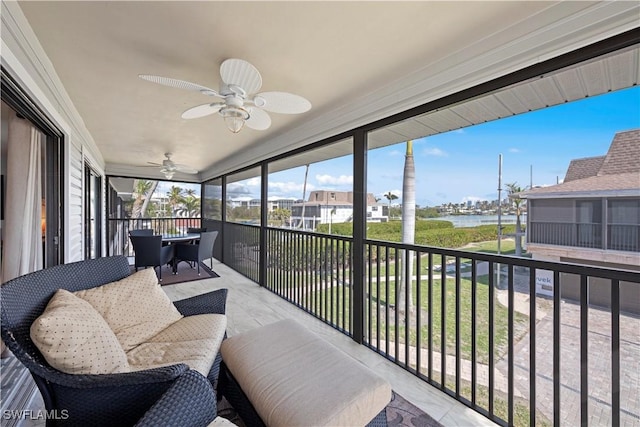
[264,86,640,207]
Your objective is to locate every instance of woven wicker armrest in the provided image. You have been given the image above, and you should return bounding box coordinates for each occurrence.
[134,370,217,427]
[43,364,190,426]
[35,363,189,389]
[173,288,228,316]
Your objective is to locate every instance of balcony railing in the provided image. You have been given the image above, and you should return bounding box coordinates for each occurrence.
[224,223,640,426]
[265,227,353,334]
[608,224,640,252]
[108,217,202,256]
[529,222,640,252]
[223,222,261,283]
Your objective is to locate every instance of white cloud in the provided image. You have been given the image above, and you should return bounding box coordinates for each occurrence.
[423,147,448,157]
[226,182,253,198]
[388,150,403,156]
[508,148,521,153]
[246,177,261,186]
[453,129,465,134]
[315,174,353,185]
[268,181,315,195]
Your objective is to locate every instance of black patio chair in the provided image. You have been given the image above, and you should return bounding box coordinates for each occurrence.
[174,231,218,274]
[186,227,207,246]
[129,235,174,281]
[0,256,228,427]
[187,227,207,234]
[128,229,154,237]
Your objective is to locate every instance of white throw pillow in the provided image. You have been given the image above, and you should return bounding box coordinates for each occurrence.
[74,268,183,351]
[30,289,130,375]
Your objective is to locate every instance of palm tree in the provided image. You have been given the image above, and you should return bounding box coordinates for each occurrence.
[298,164,310,229]
[398,140,415,314]
[167,185,184,215]
[506,182,525,256]
[384,191,398,219]
[178,195,201,218]
[131,179,158,219]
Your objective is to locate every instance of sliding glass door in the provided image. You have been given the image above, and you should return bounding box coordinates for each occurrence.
[84,164,102,259]
[1,70,64,279]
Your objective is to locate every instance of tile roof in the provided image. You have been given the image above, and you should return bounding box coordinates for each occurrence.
[524,172,639,197]
[564,156,605,182]
[599,129,640,175]
[524,129,640,198]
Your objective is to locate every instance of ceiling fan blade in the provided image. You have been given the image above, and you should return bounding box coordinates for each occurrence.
[220,59,262,95]
[146,161,163,166]
[181,103,224,119]
[174,164,199,174]
[139,75,220,96]
[245,107,271,131]
[254,91,312,114]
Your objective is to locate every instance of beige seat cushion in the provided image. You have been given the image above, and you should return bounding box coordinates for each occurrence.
[221,319,392,427]
[30,289,130,375]
[75,268,183,351]
[127,314,227,377]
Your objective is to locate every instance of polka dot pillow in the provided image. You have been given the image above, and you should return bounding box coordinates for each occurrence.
[30,289,130,375]
[74,268,183,351]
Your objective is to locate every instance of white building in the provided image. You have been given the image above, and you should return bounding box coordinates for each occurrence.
[290,190,387,230]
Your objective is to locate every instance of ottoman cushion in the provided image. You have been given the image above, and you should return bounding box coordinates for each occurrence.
[221,319,391,427]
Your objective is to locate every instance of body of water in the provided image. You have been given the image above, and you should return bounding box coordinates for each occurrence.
[427,214,525,228]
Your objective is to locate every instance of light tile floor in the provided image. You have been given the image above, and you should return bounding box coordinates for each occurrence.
[163,258,497,427]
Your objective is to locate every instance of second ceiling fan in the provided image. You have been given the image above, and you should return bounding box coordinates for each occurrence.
[145,153,198,180]
[139,58,311,133]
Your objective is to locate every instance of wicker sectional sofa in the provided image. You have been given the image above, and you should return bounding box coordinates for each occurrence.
[1,256,228,427]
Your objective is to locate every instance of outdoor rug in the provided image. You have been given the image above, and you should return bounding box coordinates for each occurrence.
[130,261,219,286]
[385,391,443,426]
[217,391,443,427]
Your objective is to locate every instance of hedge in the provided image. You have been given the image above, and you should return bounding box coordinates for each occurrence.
[317,220,517,249]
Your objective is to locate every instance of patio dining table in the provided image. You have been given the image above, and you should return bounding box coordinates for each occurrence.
[161,233,200,244]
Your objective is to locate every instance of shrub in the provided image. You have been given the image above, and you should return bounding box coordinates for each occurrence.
[317,220,515,249]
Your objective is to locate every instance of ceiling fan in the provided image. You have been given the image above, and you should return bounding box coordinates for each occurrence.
[145,153,198,180]
[139,58,311,133]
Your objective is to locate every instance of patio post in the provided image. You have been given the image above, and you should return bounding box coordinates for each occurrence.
[351,129,366,344]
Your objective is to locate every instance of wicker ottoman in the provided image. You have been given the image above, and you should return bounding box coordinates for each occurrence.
[220,319,392,427]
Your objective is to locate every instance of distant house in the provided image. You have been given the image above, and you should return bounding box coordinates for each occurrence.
[290,190,387,230]
[521,129,639,313]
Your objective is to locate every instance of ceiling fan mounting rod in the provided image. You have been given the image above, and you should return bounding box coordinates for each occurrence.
[225,95,244,108]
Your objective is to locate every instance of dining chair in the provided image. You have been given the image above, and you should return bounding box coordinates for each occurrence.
[129,229,154,237]
[187,227,207,234]
[186,227,207,246]
[174,231,218,274]
[129,235,175,281]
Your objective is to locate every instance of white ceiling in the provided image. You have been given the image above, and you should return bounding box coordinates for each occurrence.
[12,1,640,182]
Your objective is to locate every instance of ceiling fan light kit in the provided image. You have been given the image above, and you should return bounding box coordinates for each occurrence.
[220,106,250,133]
[139,58,311,134]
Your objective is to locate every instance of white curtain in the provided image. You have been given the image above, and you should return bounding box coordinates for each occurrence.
[2,112,43,282]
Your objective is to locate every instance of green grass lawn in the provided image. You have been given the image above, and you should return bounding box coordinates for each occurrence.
[368,275,528,364]
[461,238,532,257]
[295,270,529,365]
[367,238,527,279]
